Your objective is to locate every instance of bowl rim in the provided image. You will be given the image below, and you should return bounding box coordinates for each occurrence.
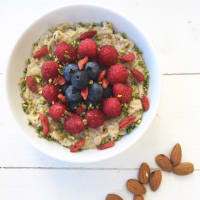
[5,2,162,163]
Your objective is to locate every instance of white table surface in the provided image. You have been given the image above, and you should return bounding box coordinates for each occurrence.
[1,0,200,199]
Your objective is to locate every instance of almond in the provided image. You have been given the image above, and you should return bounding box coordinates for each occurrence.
[155,154,172,172]
[126,179,146,195]
[106,194,123,200]
[173,162,194,175]
[138,162,150,184]
[149,170,162,191]
[134,195,144,200]
[170,143,182,166]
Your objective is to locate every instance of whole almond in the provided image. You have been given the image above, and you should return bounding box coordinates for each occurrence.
[134,195,144,200]
[155,154,172,172]
[173,162,194,175]
[126,179,146,195]
[170,143,182,166]
[138,162,150,184]
[149,170,162,191]
[106,194,123,200]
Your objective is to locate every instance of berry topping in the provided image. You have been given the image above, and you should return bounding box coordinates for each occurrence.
[103,97,122,118]
[26,76,38,93]
[33,46,48,59]
[97,141,115,150]
[49,102,66,121]
[119,115,136,128]
[88,83,103,103]
[41,61,59,81]
[81,87,88,100]
[54,41,76,64]
[63,63,79,82]
[98,70,106,82]
[78,39,98,59]
[142,95,149,111]
[85,109,106,128]
[98,45,118,67]
[113,83,133,103]
[64,114,86,134]
[120,53,135,62]
[85,62,100,80]
[40,114,49,135]
[78,56,88,70]
[65,85,82,103]
[107,64,129,84]
[80,30,97,40]
[130,69,144,82]
[70,138,86,152]
[42,84,59,103]
[71,71,89,90]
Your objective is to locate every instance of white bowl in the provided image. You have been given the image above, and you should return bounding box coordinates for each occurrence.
[6,3,161,163]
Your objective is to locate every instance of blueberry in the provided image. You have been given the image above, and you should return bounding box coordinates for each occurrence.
[85,62,100,80]
[63,64,79,81]
[88,83,103,102]
[61,83,70,94]
[68,102,80,112]
[65,85,82,103]
[71,71,89,90]
[103,85,113,98]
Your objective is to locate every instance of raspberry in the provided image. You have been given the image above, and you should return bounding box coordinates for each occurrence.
[33,46,48,59]
[64,114,86,134]
[120,53,135,62]
[113,83,133,103]
[80,30,97,40]
[49,103,66,121]
[26,76,38,93]
[54,41,76,64]
[103,97,121,118]
[42,84,59,103]
[107,64,129,84]
[41,61,59,80]
[78,39,98,59]
[85,109,106,128]
[98,45,118,67]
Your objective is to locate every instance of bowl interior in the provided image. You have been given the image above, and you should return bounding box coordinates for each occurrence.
[6,4,161,163]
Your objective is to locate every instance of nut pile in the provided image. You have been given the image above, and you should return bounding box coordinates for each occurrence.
[106,143,194,200]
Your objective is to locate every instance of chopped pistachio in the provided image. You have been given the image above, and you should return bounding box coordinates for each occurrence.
[95,35,102,41]
[92,22,99,27]
[121,32,127,39]
[58,68,63,75]
[82,104,87,109]
[125,42,130,48]
[64,54,70,59]
[36,125,42,133]
[40,98,46,105]
[33,42,38,47]
[119,49,125,54]
[26,58,31,65]
[89,80,94,84]
[48,78,52,83]
[28,121,32,126]
[35,58,39,63]
[117,94,122,98]
[80,112,86,117]
[67,134,75,140]
[78,22,85,27]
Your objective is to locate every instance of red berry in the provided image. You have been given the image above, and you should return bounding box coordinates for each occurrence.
[120,53,135,62]
[85,109,106,128]
[64,114,86,134]
[81,87,88,100]
[98,70,106,81]
[49,103,66,121]
[113,83,133,103]
[42,84,59,103]
[131,69,144,82]
[107,64,129,84]
[78,56,88,70]
[142,95,149,111]
[97,141,115,150]
[26,76,38,93]
[98,45,118,67]
[40,114,49,135]
[119,115,136,128]
[53,74,66,86]
[102,78,109,89]
[41,61,59,80]
[70,138,86,152]
[78,39,98,59]
[54,41,76,64]
[103,97,121,118]
[33,46,48,59]
[80,30,97,40]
